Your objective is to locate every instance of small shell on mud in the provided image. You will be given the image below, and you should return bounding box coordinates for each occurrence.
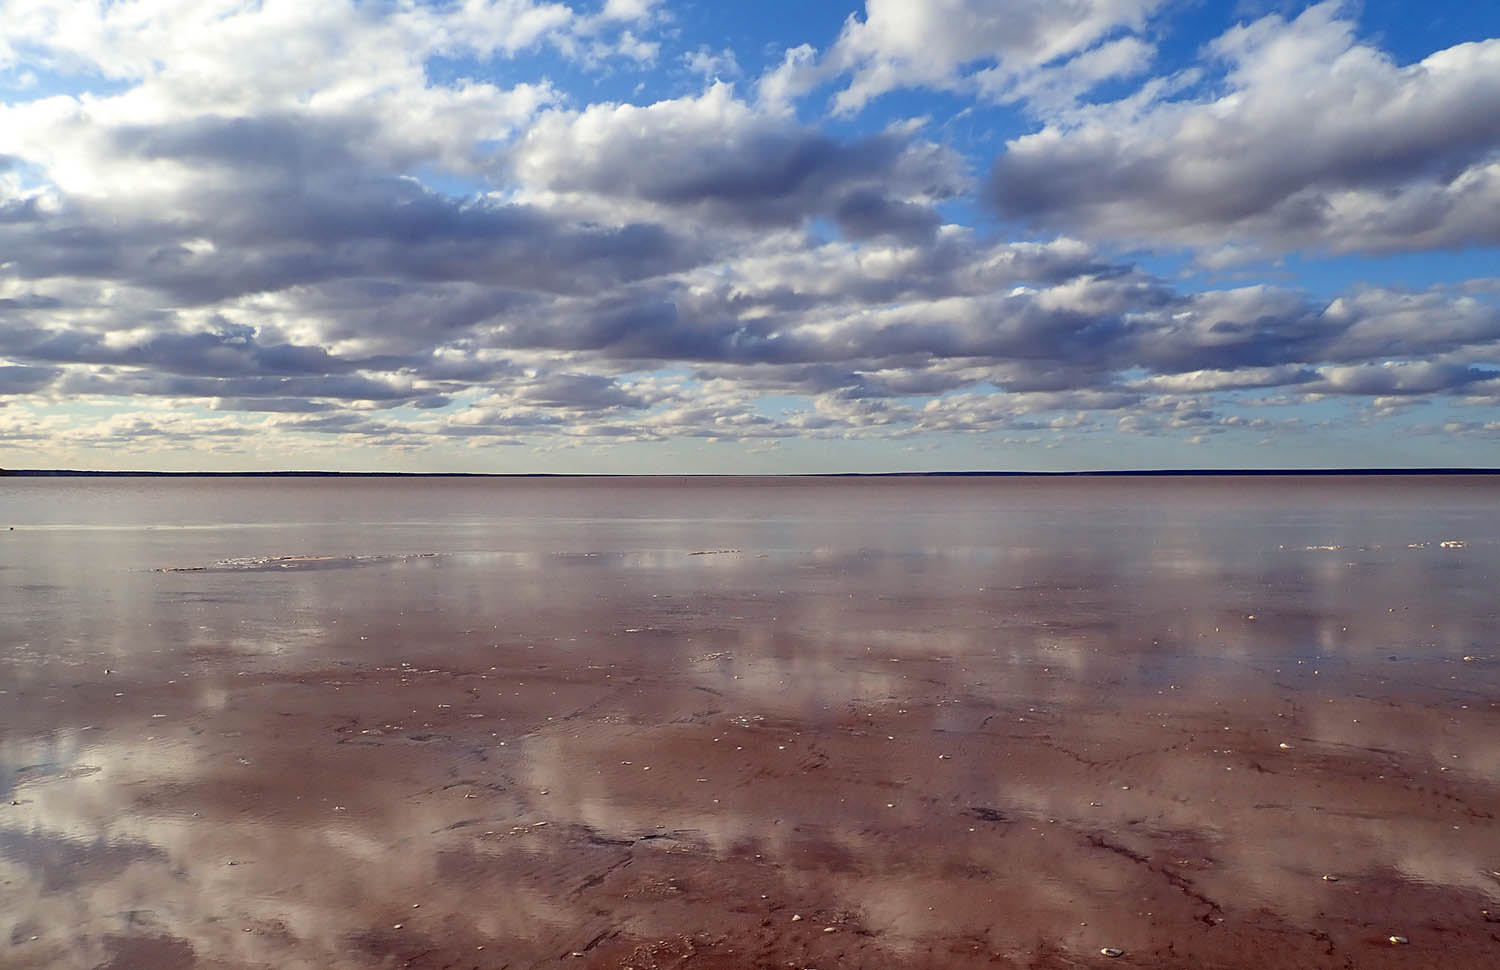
[1388,935,1408,945]
[1322,874,1339,882]
[1100,946,1125,957]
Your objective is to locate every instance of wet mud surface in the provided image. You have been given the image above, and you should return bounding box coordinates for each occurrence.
[2,476,1499,968]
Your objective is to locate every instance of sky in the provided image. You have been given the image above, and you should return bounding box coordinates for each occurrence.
[1,0,1499,473]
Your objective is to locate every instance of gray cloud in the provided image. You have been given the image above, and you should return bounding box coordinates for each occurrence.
[516,373,655,409]
[111,114,379,175]
[513,84,965,235]
[0,363,59,394]
[0,1,1496,460]
[56,370,416,404]
[210,398,338,414]
[1,184,699,305]
[1317,362,1496,397]
[23,325,345,378]
[831,188,942,242]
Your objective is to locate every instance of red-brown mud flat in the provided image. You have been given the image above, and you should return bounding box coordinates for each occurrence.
[2,476,1499,969]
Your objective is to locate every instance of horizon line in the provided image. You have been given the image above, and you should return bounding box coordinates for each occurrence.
[4,468,1500,478]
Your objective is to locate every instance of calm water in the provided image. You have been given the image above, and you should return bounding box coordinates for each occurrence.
[4,476,1497,681]
[1,476,1497,969]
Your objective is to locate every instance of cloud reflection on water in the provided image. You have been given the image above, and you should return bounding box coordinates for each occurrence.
[1,478,1498,968]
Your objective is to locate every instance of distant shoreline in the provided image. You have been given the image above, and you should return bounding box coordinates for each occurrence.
[3,468,1498,478]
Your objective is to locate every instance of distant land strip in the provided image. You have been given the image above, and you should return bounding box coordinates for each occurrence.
[3,469,1498,478]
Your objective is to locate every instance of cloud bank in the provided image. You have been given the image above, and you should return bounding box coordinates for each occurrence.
[0,0,1497,468]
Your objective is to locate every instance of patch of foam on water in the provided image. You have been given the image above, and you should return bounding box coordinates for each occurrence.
[154,553,440,573]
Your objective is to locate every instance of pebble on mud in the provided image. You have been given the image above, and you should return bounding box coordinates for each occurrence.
[1100,947,1125,957]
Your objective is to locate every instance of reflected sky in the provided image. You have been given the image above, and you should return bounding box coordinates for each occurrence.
[2,477,1498,968]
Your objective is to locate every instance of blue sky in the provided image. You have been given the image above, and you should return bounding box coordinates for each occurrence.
[1,0,1498,472]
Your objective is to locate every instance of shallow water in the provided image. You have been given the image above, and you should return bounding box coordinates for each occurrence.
[1,476,1498,969]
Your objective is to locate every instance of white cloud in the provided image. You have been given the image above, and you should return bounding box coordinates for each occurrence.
[0,0,589,209]
[827,0,1164,113]
[1,0,1497,463]
[1,0,569,86]
[599,0,660,21]
[608,29,659,64]
[989,1,1500,256]
[684,46,740,81]
[755,44,823,114]
[994,34,1153,111]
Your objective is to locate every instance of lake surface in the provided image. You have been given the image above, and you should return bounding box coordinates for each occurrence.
[2,476,1498,969]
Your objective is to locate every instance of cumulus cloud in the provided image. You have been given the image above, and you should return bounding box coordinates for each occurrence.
[827,0,1164,113]
[0,190,696,311]
[0,0,647,85]
[512,83,966,240]
[0,0,1497,465]
[989,2,1500,256]
[1317,361,1495,397]
[684,46,740,81]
